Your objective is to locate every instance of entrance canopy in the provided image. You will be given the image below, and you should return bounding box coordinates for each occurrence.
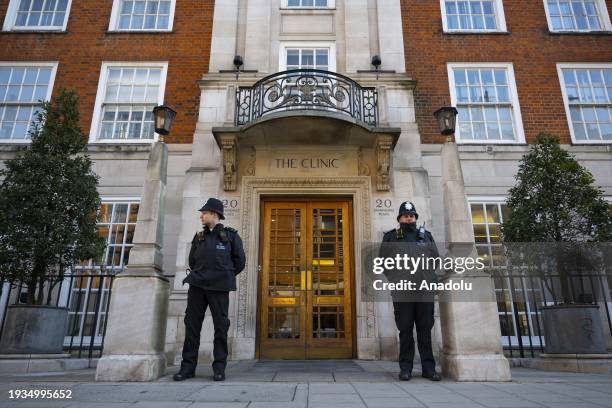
[211,70,401,192]
[213,110,400,149]
[213,68,400,149]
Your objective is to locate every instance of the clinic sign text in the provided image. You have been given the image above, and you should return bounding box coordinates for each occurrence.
[275,158,340,169]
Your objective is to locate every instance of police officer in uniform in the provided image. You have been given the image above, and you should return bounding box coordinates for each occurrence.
[173,197,246,382]
[382,201,441,381]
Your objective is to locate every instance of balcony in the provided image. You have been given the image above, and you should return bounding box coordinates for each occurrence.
[234,69,378,127]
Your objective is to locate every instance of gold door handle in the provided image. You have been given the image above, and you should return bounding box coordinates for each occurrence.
[300,270,312,290]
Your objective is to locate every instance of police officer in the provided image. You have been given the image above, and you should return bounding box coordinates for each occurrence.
[382,201,441,381]
[173,197,246,382]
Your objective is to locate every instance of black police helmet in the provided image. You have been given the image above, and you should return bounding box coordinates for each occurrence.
[397,201,419,222]
[199,197,225,220]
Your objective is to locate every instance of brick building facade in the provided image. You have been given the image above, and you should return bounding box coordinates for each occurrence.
[0,0,213,143]
[0,0,610,381]
[402,0,612,144]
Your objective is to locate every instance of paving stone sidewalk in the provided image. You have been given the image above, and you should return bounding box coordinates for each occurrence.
[0,360,611,408]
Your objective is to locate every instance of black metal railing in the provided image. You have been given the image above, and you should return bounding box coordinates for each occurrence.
[491,267,612,358]
[235,69,378,126]
[0,266,119,364]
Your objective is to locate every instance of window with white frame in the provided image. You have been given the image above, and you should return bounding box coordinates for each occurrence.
[558,64,612,143]
[0,63,57,142]
[284,0,331,8]
[109,0,176,31]
[448,63,525,143]
[65,270,112,345]
[469,200,545,346]
[65,199,140,346]
[3,0,72,31]
[441,0,507,32]
[544,0,612,32]
[90,63,167,142]
[286,48,329,71]
[470,201,509,266]
[95,201,140,268]
[280,43,335,71]
[273,44,336,114]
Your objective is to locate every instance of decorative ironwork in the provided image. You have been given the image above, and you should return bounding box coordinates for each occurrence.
[235,69,378,126]
[0,265,119,363]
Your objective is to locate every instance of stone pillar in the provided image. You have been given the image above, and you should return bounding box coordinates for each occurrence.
[243,0,271,73]
[208,0,239,72]
[345,0,371,73]
[376,0,406,73]
[95,142,170,382]
[439,141,511,381]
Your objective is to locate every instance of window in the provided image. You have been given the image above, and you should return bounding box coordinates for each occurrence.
[544,0,612,32]
[470,201,509,266]
[64,199,140,347]
[65,269,112,347]
[284,0,333,8]
[558,64,612,143]
[280,43,335,71]
[441,0,507,32]
[469,199,545,348]
[109,0,176,31]
[286,49,329,70]
[95,201,140,268]
[89,62,168,143]
[3,0,72,31]
[448,63,525,143]
[0,62,57,142]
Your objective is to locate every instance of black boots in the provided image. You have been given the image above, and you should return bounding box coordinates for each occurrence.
[174,370,226,381]
[398,370,441,381]
[399,370,412,381]
[422,371,442,381]
[173,370,195,381]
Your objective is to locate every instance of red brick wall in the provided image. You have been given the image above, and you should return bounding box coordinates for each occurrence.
[401,0,612,144]
[0,0,214,143]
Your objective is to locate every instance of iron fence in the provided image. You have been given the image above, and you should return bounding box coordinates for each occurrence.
[491,267,612,358]
[1,264,610,362]
[0,266,119,363]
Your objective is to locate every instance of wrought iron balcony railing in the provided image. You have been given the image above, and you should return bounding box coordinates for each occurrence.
[234,69,378,127]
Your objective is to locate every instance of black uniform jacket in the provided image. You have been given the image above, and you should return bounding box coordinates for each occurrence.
[380,222,441,299]
[184,223,246,291]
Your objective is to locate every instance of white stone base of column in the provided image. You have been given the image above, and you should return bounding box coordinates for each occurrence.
[230,337,255,360]
[357,337,380,360]
[95,353,166,382]
[378,336,398,361]
[441,353,511,381]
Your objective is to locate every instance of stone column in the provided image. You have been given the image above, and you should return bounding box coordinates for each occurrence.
[376,0,406,73]
[345,0,371,73]
[439,140,511,381]
[95,142,170,382]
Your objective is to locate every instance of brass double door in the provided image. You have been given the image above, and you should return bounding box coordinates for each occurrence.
[258,200,353,359]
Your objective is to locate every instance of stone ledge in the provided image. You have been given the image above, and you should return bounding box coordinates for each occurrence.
[0,353,70,359]
[0,354,96,375]
[420,143,612,155]
[510,353,612,374]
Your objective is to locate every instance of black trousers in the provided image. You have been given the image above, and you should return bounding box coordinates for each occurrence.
[392,301,436,374]
[180,285,230,374]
